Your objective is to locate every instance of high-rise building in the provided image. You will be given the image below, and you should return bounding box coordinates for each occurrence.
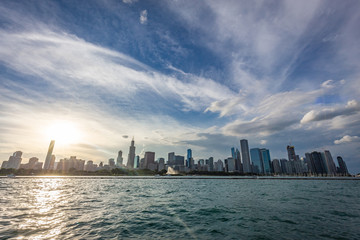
[186,149,192,168]
[144,152,155,169]
[231,147,241,172]
[250,148,263,174]
[287,145,296,161]
[108,158,115,167]
[323,150,337,175]
[56,156,85,172]
[260,148,272,174]
[6,151,23,169]
[272,159,282,174]
[168,152,175,165]
[305,152,315,174]
[127,138,136,168]
[226,157,235,172]
[240,139,251,173]
[44,140,55,170]
[116,151,123,166]
[198,159,204,166]
[337,156,349,175]
[214,159,224,172]
[209,157,214,171]
[134,156,140,168]
[174,155,185,166]
[85,160,97,172]
[158,158,165,171]
[235,148,241,172]
[311,151,326,175]
[20,157,41,170]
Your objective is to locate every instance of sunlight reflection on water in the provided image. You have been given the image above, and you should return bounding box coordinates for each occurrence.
[1,177,359,239]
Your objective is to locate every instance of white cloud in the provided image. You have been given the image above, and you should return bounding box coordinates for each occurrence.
[334,135,360,144]
[123,0,138,4]
[0,28,235,112]
[301,100,360,124]
[217,83,332,137]
[140,10,148,24]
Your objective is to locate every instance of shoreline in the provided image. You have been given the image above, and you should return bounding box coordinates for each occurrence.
[1,175,359,180]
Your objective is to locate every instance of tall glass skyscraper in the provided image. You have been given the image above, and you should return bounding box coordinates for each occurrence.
[186,149,192,168]
[250,148,263,174]
[240,139,251,173]
[127,138,136,168]
[44,140,55,170]
[260,148,272,174]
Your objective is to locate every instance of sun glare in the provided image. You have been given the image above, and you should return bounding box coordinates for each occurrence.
[45,121,82,145]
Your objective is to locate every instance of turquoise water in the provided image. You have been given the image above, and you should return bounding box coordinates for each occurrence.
[0,177,359,239]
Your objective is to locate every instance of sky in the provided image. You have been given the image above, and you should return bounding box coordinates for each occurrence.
[0,0,359,173]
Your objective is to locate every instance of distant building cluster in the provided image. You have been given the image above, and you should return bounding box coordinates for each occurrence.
[0,138,350,176]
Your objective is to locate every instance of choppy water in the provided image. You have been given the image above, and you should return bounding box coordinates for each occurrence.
[0,177,360,239]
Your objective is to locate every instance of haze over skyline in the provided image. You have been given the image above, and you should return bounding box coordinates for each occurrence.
[0,1,359,173]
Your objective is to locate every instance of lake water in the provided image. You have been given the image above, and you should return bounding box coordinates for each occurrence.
[0,177,359,239]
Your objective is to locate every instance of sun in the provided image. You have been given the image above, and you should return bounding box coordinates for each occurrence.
[44,121,82,145]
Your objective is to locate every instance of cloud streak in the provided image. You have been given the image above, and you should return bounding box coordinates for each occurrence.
[334,135,360,144]
[301,100,360,124]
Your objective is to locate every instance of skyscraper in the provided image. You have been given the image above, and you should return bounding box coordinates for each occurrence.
[311,151,326,175]
[127,138,136,168]
[168,152,175,166]
[134,155,140,168]
[337,156,349,175]
[144,152,155,169]
[209,157,214,171]
[108,158,115,167]
[240,139,251,173]
[6,151,23,169]
[116,150,123,166]
[186,149,192,168]
[231,147,241,172]
[44,140,55,170]
[272,159,282,174]
[323,150,337,175]
[250,148,263,174]
[287,145,296,161]
[305,152,315,174]
[174,155,185,166]
[260,148,272,174]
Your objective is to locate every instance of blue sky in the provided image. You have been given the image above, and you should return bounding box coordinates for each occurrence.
[0,0,359,173]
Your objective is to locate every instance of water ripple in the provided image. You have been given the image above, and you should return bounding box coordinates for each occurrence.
[0,177,359,239]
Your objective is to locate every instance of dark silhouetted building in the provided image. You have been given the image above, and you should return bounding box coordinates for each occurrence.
[337,156,349,175]
[127,138,136,168]
[240,139,251,173]
[272,159,281,174]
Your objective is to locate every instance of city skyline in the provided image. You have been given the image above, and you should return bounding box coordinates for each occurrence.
[0,1,359,173]
[0,138,352,176]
